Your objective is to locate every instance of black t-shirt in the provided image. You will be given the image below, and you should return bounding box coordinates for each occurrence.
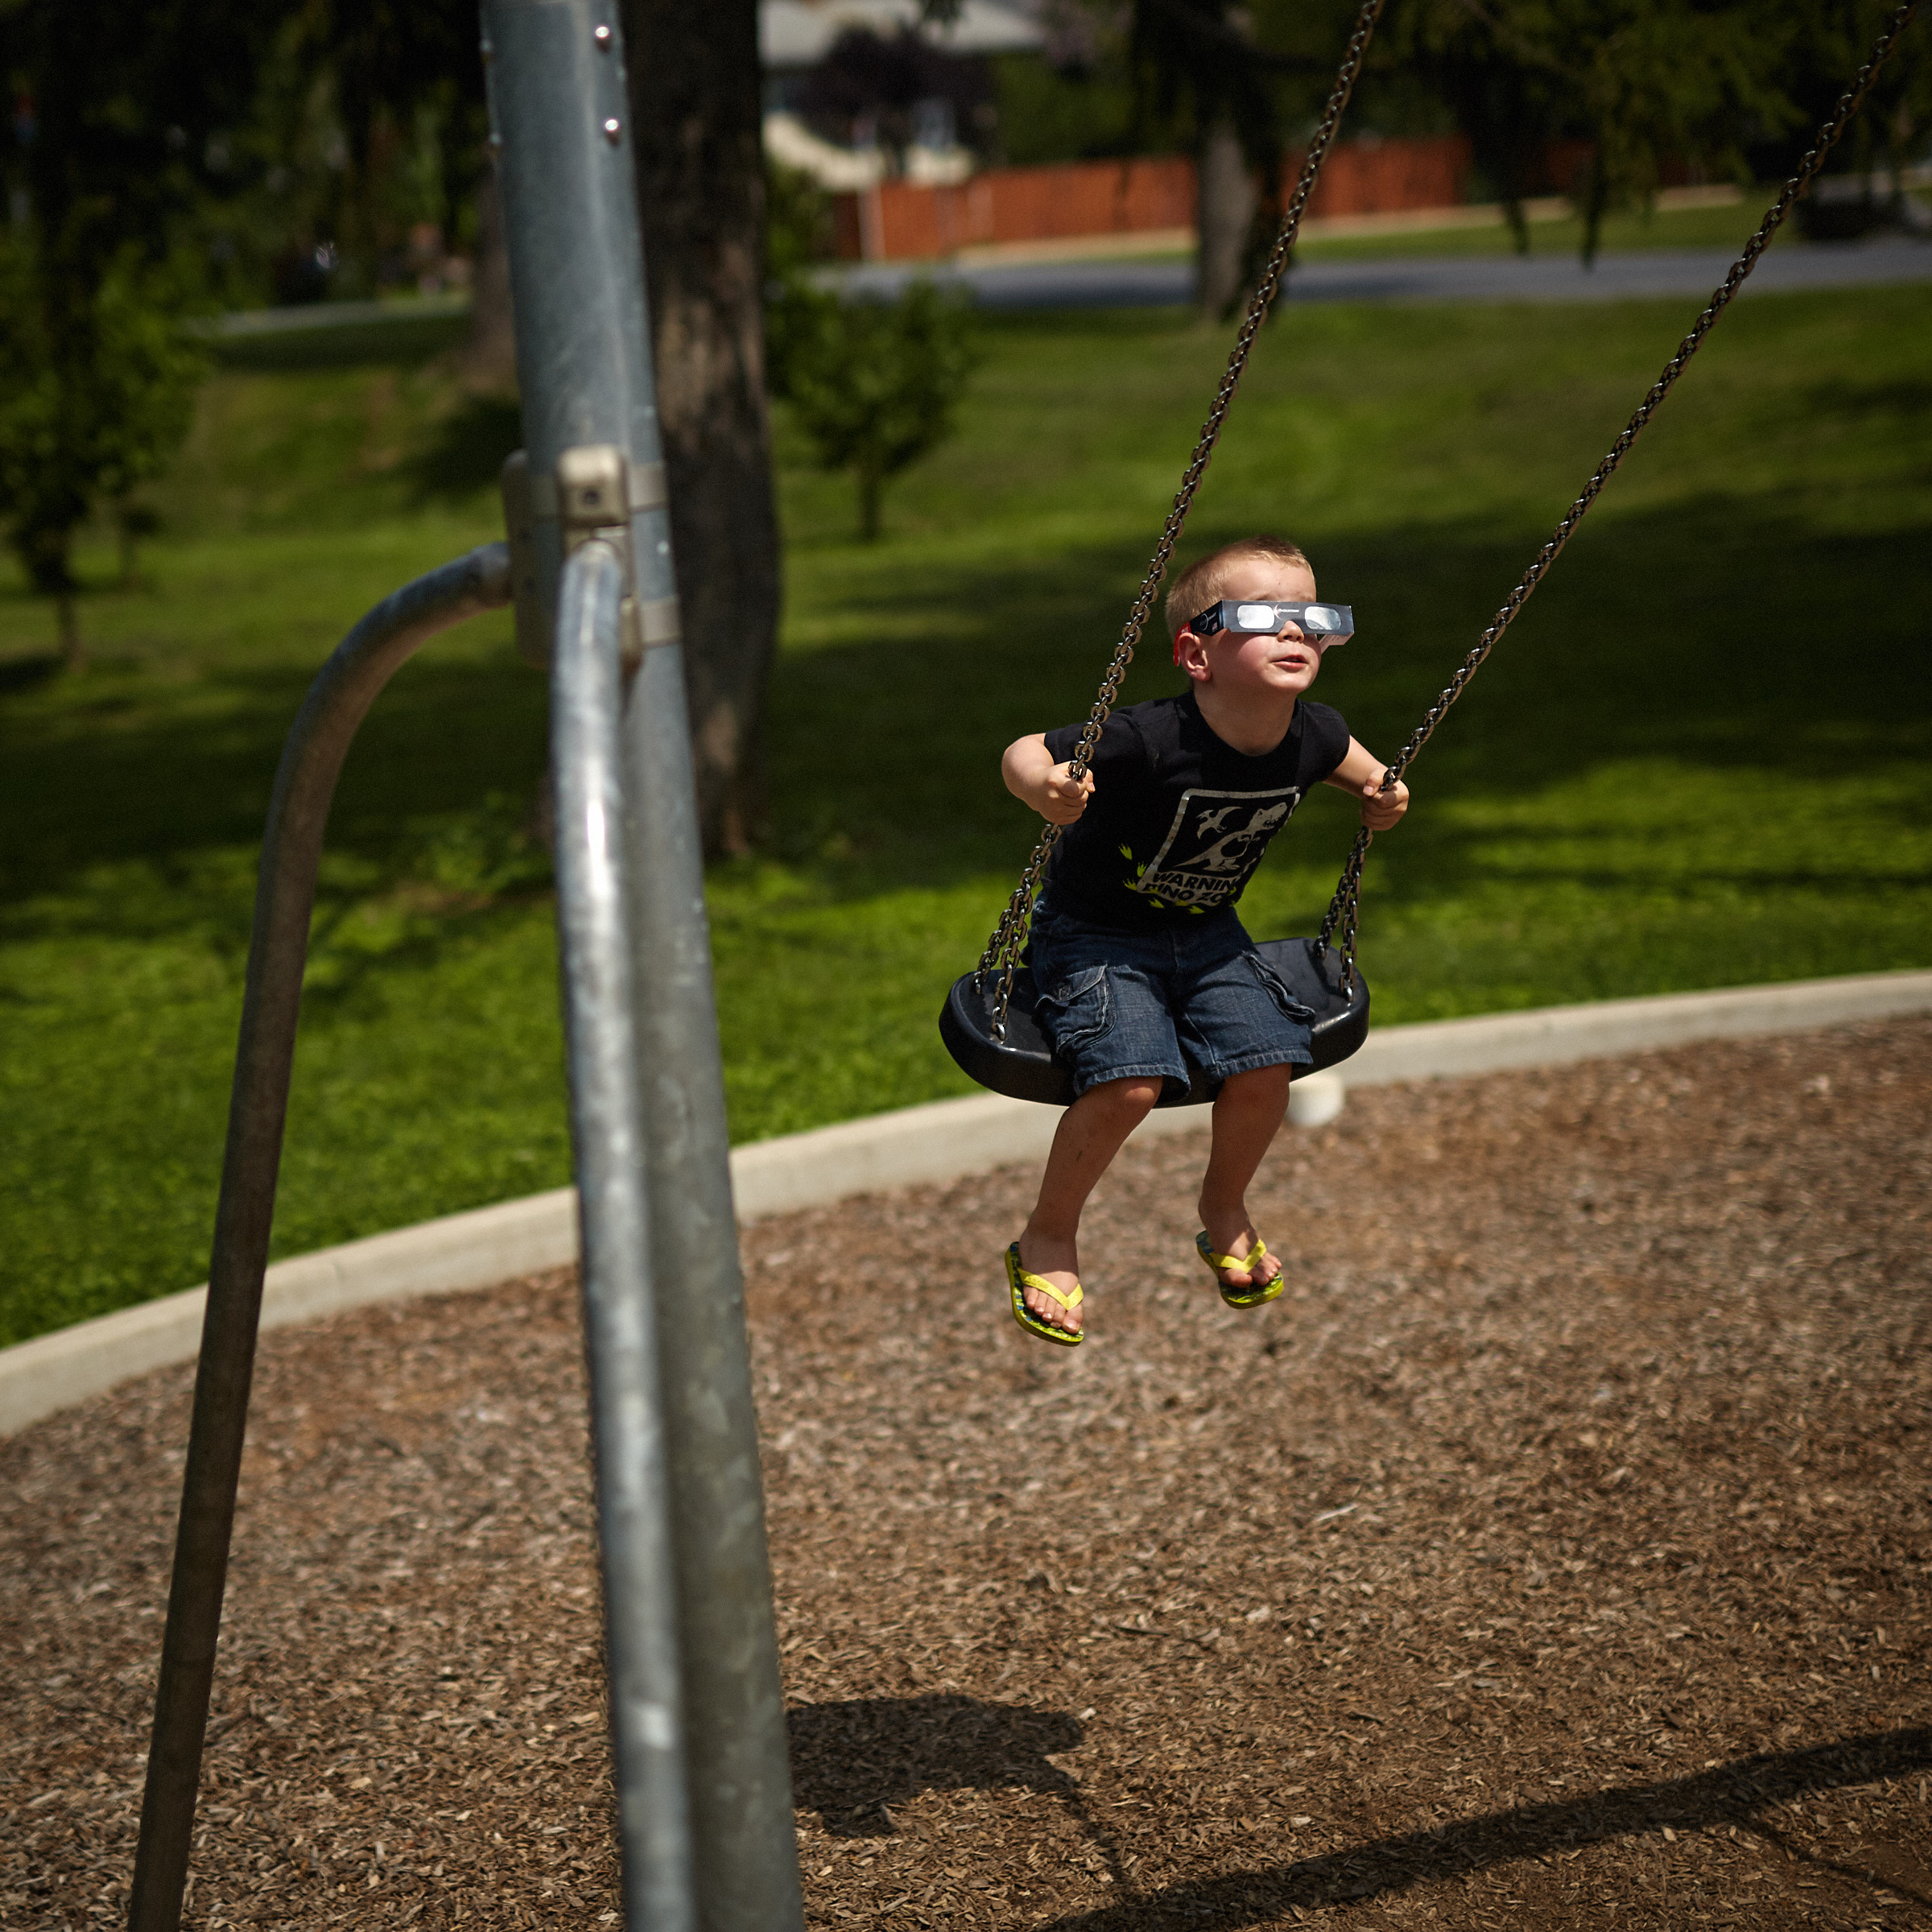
[1041,691,1349,931]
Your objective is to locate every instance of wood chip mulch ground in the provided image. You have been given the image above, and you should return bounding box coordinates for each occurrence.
[5,1018,1931,1931]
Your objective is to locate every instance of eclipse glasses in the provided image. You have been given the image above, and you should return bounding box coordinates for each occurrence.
[1175,598,1355,667]
[1191,600,1355,642]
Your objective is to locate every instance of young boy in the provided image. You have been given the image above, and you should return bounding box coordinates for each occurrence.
[1000,535,1410,1345]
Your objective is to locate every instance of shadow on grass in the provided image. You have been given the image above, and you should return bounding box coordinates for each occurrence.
[208,311,472,374]
[1803,372,1932,423]
[407,392,524,502]
[0,653,60,696]
[0,638,552,1005]
[2,487,1926,986]
[758,488,1932,898]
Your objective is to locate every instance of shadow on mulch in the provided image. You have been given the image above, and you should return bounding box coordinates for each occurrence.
[1031,1728,1932,1929]
[5,1020,1930,1929]
[796,1699,1932,1919]
[791,1695,1083,1836]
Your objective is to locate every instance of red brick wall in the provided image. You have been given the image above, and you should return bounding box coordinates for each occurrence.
[829,138,1474,262]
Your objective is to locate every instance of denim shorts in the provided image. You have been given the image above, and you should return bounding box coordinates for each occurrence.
[1026,899,1315,1100]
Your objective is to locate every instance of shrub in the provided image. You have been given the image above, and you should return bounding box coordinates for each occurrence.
[0,237,206,664]
[770,277,976,541]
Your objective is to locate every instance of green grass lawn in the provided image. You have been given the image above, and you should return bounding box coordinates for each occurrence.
[1293,189,1792,263]
[2,280,1929,1345]
[1004,188,1811,268]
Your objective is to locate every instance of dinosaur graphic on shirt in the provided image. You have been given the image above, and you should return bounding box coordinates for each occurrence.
[1126,786,1306,910]
[1195,801,1291,872]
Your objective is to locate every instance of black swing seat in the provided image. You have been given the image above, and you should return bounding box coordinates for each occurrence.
[939,936,1369,1108]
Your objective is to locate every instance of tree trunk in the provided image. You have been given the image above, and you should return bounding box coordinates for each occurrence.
[21,522,84,670]
[460,171,518,392]
[56,588,82,671]
[621,0,781,859]
[1196,115,1257,320]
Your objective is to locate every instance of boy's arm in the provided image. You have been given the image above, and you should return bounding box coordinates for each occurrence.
[1322,737,1410,831]
[1003,733,1096,826]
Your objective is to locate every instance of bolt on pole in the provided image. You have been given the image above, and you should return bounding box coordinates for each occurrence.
[481,4,802,1929]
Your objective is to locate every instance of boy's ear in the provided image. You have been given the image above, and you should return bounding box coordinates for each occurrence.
[1173,625,1211,682]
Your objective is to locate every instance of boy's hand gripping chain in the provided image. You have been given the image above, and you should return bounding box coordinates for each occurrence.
[1311,0,1920,994]
[976,0,1390,1043]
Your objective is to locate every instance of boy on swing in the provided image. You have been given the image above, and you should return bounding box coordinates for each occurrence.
[1000,536,1409,1345]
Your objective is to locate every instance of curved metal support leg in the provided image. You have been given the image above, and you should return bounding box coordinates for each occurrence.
[128,543,512,1932]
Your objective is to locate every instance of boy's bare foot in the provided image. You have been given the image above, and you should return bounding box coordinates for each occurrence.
[1196,1205,1282,1291]
[1015,1230,1084,1335]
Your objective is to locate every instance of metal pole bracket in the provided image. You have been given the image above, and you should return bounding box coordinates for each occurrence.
[500,444,679,670]
[558,445,642,673]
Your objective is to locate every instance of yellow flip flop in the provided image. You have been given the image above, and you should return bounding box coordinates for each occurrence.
[1195,1231,1284,1309]
[1005,1242,1084,1346]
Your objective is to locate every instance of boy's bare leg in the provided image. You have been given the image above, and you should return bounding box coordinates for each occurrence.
[1198,1063,1294,1288]
[1018,1075,1162,1332]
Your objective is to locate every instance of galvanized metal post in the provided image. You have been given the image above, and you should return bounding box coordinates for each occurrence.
[485,3,799,1927]
[549,538,697,1932]
[624,636,805,1932]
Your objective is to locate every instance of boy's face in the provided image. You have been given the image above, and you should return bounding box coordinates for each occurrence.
[1176,557,1329,704]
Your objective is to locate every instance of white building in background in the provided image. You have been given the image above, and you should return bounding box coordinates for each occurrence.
[760,1,1043,69]
[760,0,1044,190]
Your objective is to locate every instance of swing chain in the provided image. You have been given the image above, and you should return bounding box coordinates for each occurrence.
[980,0,1391,1042]
[1315,824,1371,993]
[1313,0,1920,970]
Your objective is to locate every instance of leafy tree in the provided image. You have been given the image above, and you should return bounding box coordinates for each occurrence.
[1391,1,1817,261]
[766,161,839,283]
[793,24,997,167]
[0,239,207,663]
[1080,0,1414,316]
[763,161,840,406]
[1763,0,1932,234]
[988,31,1152,167]
[1075,0,1921,297]
[0,0,271,662]
[1125,0,1330,316]
[259,2,493,342]
[774,279,976,541]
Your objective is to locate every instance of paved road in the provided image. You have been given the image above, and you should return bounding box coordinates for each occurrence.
[840,236,1932,311]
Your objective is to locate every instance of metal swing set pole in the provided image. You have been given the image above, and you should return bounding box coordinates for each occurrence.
[482,3,803,1926]
[126,6,801,1930]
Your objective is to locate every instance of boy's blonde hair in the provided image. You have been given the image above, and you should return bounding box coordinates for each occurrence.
[1164,537,1311,641]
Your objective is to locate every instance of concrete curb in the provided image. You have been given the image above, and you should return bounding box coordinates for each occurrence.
[5,968,1928,1437]
[0,1191,580,1443]
[1336,969,1932,1085]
